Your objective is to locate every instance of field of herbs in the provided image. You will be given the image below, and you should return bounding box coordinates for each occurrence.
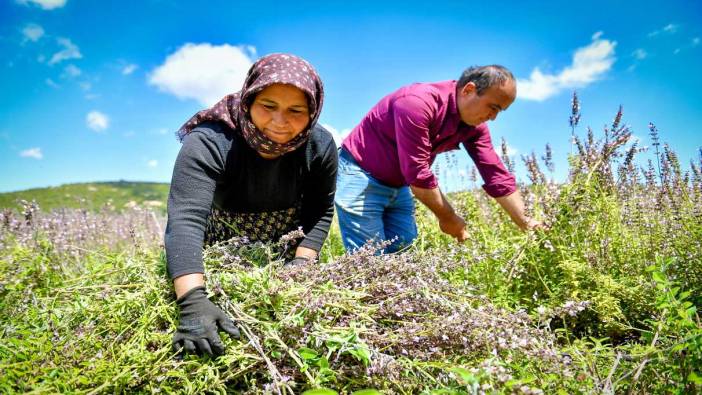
[1,97,701,394]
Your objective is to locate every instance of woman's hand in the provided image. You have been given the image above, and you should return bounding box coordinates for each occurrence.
[172,286,240,357]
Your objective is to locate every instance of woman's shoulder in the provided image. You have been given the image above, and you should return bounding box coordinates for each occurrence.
[299,124,337,170]
[179,121,242,166]
[185,120,240,149]
[187,121,235,141]
[307,124,337,152]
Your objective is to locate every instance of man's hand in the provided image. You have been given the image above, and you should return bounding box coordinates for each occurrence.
[409,185,469,243]
[521,217,547,231]
[439,213,469,242]
[494,191,549,232]
[172,286,240,357]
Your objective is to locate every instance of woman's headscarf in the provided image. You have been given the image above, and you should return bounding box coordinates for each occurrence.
[177,53,324,157]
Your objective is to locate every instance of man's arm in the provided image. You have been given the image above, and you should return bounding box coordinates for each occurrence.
[461,125,543,231]
[494,190,544,230]
[410,185,468,241]
[462,124,518,199]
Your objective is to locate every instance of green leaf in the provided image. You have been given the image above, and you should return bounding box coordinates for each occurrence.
[325,336,345,352]
[348,345,371,365]
[671,343,687,353]
[351,390,382,395]
[651,272,666,283]
[519,375,537,384]
[450,367,477,385]
[505,379,519,388]
[302,389,338,395]
[297,347,319,361]
[688,371,702,385]
[679,308,691,320]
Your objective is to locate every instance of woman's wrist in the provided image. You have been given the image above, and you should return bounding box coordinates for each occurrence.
[294,245,318,260]
[173,273,205,299]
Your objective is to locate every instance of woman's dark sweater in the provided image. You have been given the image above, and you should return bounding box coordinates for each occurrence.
[165,121,337,279]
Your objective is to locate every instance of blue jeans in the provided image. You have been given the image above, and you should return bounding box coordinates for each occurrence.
[334,148,417,253]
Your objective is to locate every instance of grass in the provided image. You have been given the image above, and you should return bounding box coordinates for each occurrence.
[0,181,169,214]
[0,97,701,393]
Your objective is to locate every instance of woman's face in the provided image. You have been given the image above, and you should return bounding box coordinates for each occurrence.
[249,84,311,144]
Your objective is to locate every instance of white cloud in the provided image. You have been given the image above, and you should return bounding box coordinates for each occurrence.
[16,0,66,10]
[632,48,647,60]
[122,63,138,75]
[49,37,82,65]
[86,111,109,132]
[692,37,700,47]
[648,23,679,37]
[147,159,158,168]
[321,123,352,146]
[149,43,256,106]
[62,64,81,78]
[45,78,59,88]
[505,144,518,156]
[20,147,43,159]
[517,32,616,101]
[22,24,44,42]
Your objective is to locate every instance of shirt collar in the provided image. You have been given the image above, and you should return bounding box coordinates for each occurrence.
[448,80,458,115]
[449,80,478,132]
[447,80,468,133]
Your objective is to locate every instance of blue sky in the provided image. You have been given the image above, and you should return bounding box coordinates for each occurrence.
[1,0,700,193]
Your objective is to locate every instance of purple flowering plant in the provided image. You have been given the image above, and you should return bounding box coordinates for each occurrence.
[0,94,700,393]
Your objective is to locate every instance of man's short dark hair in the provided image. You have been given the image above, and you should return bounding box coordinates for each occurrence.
[458,65,515,95]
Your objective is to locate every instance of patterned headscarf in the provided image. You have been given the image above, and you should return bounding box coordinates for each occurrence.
[177,53,324,157]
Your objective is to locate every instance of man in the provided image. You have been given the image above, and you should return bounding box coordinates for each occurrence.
[335,65,543,252]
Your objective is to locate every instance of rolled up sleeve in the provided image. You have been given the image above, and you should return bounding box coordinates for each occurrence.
[462,124,516,198]
[393,95,439,189]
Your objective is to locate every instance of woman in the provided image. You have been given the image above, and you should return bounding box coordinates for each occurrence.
[165,54,337,357]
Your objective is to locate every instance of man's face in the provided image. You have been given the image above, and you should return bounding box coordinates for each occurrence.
[457,80,516,126]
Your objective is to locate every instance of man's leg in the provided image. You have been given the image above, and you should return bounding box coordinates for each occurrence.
[334,150,391,252]
[383,185,418,253]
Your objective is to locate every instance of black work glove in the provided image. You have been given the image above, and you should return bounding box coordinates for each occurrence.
[172,286,240,357]
[285,256,311,266]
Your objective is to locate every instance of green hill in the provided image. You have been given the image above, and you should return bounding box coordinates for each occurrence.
[0,181,170,213]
